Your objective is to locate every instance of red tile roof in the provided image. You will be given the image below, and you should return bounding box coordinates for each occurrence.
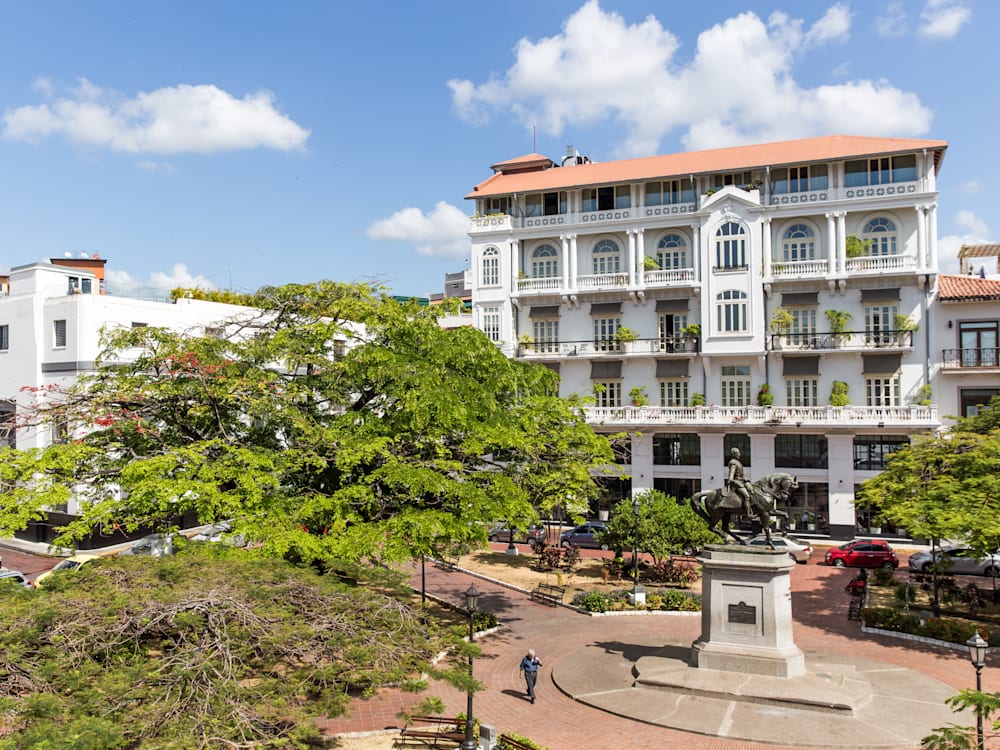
[467,134,947,199]
[938,274,1000,302]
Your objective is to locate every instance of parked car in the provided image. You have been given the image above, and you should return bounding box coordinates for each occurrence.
[118,532,177,557]
[825,540,899,569]
[32,553,101,588]
[488,523,546,548]
[907,546,1000,576]
[745,533,812,563]
[0,569,30,588]
[559,521,609,550]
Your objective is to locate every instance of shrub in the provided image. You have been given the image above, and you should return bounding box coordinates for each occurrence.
[561,545,581,570]
[894,581,915,604]
[573,591,611,613]
[535,545,562,571]
[860,607,921,634]
[498,733,545,750]
[870,567,896,586]
[647,560,699,587]
[658,589,701,611]
[473,611,498,632]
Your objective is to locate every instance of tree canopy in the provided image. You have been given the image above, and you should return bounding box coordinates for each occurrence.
[601,490,717,564]
[0,282,613,562]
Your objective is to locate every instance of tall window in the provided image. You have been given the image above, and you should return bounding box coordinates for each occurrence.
[723,434,751,466]
[720,365,751,406]
[53,319,67,348]
[657,233,688,269]
[866,375,900,406]
[853,435,909,470]
[715,222,747,269]
[658,313,687,349]
[782,224,816,262]
[862,217,897,256]
[525,191,566,217]
[710,171,752,189]
[532,318,559,353]
[959,321,999,367]
[582,186,630,212]
[0,325,8,351]
[481,306,501,343]
[593,316,621,352]
[481,247,500,286]
[594,381,621,408]
[659,379,688,407]
[484,196,511,214]
[771,164,828,194]
[0,402,14,449]
[653,433,700,465]
[785,378,818,406]
[775,434,828,468]
[592,239,621,275]
[531,244,559,278]
[716,290,748,332]
[646,179,695,205]
[844,155,917,187]
[864,303,898,345]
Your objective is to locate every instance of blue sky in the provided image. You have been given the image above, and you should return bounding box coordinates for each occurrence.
[0,1,993,297]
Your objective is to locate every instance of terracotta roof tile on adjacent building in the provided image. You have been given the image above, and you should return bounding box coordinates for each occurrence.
[938,275,1000,302]
[466,134,948,199]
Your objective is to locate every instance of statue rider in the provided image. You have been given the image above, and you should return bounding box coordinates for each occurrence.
[726,448,754,518]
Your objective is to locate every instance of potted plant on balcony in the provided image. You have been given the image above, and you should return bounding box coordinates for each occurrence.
[770,308,794,350]
[629,385,649,406]
[615,325,640,353]
[829,380,849,407]
[518,333,535,354]
[756,383,773,407]
[893,314,918,345]
[643,255,660,272]
[681,323,701,352]
[825,310,853,347]
[845,234,871,258]
[915,383,932,406]
[690,392,706,407]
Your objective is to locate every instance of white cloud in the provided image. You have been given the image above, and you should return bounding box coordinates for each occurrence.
[137,160,177,175]
[3,79,310,154]
[938,210,990,274]
[875,2,908,37]
[449,2,930,156]
[106,263,218,292]
[919,0,971,39]
[366,201,470,261]
[954,179,982,194]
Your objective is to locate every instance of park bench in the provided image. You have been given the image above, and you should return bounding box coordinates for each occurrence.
[847,597,863,621]
[530,583,566,606]
[497,733,536,750]
[397,715,464,747]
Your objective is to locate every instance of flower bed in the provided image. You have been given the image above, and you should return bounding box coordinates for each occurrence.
[571,588,701,613]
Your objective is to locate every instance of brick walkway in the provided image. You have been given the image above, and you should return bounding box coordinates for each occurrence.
[319,554,998,749]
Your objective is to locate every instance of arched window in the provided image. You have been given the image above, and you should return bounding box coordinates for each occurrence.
[862,217,897,256]
[657,233,688,270]
[782,224,815,262]
[481,246,500,286]
[592,239,621,275]
[716,290,748,332]
[531,244,559,278]
[715,222,747,269]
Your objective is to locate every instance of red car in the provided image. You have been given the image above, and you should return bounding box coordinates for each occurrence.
[825,540,899,569]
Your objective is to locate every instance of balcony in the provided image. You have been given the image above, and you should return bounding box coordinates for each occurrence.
[584,404,938,429]
[770,259,829,279]
[844,254,917,274]
[941,348,1000,372]
[771,330,913,352]
[517,336,697,359]
[514,268,697,298]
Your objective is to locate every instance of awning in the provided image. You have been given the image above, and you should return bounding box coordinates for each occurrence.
[590,302,623,315]
[782,356,820,376]
[656,359,689,377]
[860,288,901,303]
[781,292,819,306]
[590,361,622,379]
[528,305,560,318]
[862,353,902,373]
[654,298,690,312]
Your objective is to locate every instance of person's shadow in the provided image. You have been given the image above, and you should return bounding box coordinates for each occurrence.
[501,689,530,702]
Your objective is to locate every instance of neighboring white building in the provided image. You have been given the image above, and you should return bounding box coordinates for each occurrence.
[467,135,960,541]
[0,256,259,522]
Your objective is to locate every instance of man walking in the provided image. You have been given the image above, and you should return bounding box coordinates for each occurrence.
[519,649,542,704]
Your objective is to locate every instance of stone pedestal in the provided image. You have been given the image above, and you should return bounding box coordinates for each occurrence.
[691,544,804,678]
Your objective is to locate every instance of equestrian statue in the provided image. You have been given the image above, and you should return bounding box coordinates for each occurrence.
[690,448,798,549]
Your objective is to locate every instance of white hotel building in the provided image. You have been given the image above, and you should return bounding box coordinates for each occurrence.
[467,135,961,541]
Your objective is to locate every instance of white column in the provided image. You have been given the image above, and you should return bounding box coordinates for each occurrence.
[510,239,520,289]
[570,235,579,289]
[836,213,847,275]
[692,223,701,280]
[762,217,773,278]
[825,213,837,274]
[915,205,927,272]
[637,228,646,285]
[560,235,570,290]
[928,204,939,272]
[627,229,637,287]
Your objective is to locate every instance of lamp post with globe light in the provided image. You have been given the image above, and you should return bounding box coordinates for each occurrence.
[967,632,989,750]
[460,584,481,750]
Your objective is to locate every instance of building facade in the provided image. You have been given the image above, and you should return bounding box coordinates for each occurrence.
[467,135,953,541]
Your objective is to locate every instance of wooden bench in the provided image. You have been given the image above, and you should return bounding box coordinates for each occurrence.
[397,715,464,747]
[530,583,566,606]
[498,733,537,750]
[847,597,863,621]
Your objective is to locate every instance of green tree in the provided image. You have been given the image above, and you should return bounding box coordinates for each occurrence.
[0,282,613,563]
[0,544,461,749]
[602,490,716,564]
[922,689,1000,749]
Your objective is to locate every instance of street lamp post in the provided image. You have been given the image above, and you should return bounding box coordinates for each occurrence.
[461,583,481,750]
[967,632,989,750]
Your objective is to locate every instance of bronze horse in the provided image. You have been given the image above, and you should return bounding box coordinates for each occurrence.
[690,472,798,548]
